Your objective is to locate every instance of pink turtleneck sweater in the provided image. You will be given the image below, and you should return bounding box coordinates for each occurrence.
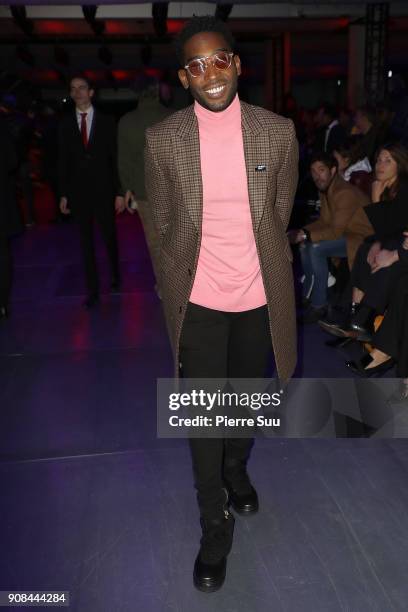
[190,95,267,312]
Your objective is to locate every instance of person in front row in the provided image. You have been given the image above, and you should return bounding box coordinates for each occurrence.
[320,143,408,341]
[289,152,369,323]
[345,231,408,384]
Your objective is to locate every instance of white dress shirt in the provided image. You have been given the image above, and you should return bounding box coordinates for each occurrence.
[75,105,94,140]
[324,119,339,151]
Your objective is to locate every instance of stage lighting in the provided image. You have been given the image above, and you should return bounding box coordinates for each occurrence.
[10,5,34,37]
[215,4,233,22]
[152,3,168,38]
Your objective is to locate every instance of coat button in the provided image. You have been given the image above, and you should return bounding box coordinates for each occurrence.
[188,268,192,276]
[179,306,182,314]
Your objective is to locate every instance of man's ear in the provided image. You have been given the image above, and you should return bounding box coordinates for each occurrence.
[234,54,242,77]
[89,89,95,99]
[331,166,337,178]
[178,68,189,90]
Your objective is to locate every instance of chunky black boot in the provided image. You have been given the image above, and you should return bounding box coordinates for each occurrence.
[223,458,259,515]
[193,503,235,593]
[319,302,359,337]
[319,303,375,342]
[349,305,376,342]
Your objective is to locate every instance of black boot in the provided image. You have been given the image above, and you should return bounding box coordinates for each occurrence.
[223,458,259,515]
[319,303,375,341]
[349,304,376,341]
[319,302,359,336]
[193,503,235,593]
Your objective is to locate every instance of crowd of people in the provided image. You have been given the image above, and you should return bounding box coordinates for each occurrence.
[289,100,408,401]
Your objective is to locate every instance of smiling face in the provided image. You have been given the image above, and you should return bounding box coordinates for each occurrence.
[375,149,398,183]
[178,31,241,112]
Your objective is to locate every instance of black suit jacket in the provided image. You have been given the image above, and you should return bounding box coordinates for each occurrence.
[314,123,346,154]
[58,109,120,219]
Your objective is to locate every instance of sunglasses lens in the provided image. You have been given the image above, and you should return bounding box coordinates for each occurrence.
[186,52,232,76]
[214,52,231,69]
[188,61,204,77]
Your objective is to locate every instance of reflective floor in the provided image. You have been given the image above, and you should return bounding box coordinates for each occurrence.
[1,215,407,611]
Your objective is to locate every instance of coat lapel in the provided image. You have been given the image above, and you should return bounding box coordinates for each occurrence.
[174,102,270,233]
[241,101,270,232]
[87,109,96,149]
[174,105,202,232]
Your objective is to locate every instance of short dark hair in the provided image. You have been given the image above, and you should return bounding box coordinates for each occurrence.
[174,15,235,65]
[310,152,338,170]
[69,74,94,90]
[333,136,366,166]
[318,103,336,120]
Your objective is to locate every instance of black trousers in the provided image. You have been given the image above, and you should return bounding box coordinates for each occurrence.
[77,210,119,295]
[179,302,272,519]
[0,232,12,307]
[373,274,408,377]
[351,242,404,313]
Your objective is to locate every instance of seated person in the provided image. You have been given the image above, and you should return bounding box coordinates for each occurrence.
[320,143,408,340]
[333,138,373,196]
[289,152,369,323]
[345,232,408,399]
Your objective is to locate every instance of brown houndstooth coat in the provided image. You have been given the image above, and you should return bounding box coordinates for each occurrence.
[145,100,299,381]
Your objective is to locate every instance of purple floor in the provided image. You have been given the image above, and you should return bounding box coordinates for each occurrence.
[1,216,408,611]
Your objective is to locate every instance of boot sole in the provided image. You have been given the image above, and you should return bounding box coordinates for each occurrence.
[193,576,226,593]
[229,501,259,516]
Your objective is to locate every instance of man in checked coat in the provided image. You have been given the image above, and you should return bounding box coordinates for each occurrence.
[145,16,298,592]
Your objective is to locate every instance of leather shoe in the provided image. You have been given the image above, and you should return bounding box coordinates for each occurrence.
[223,461,259,515]
[193,510,235,593]
[225,482,259,515]
[83,294,99,309]
[346,352,395,377]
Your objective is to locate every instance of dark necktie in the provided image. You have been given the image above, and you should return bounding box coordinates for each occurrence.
[80,112,88,148]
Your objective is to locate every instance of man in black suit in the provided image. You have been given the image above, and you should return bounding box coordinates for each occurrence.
[58,76,124,308]
[314,103,347,154]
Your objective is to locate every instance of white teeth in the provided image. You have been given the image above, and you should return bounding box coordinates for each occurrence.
[206,85,225,94]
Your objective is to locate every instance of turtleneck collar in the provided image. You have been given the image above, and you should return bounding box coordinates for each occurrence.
[194,94,240,130]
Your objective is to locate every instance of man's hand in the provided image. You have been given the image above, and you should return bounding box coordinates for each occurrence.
[403,231,408,250]
[59,197,70,215]
[367,241,381,266]
[124,190,138,214]
[287,229,306,245]
[115,196,126,215]
[371,249,398,273]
